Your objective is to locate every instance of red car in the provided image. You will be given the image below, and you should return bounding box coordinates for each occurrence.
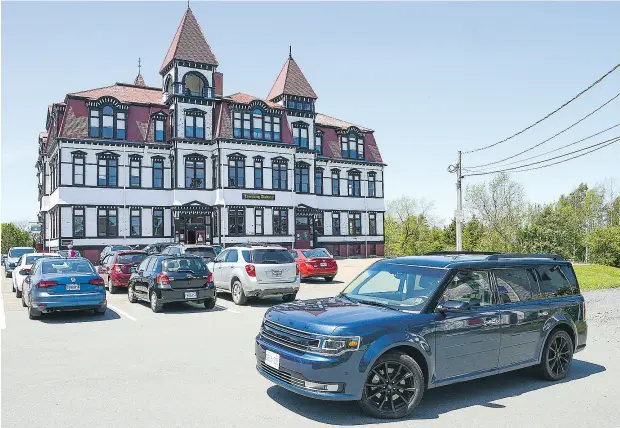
[98,250,148,293]
[289,249,338,282]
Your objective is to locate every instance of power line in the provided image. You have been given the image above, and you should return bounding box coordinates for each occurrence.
[462,135,620,177]
[466,92,620,169]
[462,123,620,172]
[462,62,620,154]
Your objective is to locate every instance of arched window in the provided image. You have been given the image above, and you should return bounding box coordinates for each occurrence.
[341,131,364,160]
[184,72,207,97]
[89,105,125,139]
[164,76,173,94]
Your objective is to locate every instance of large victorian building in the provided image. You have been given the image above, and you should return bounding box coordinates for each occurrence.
[36,8,386,261]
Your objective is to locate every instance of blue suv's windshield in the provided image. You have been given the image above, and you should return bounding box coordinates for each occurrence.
[341,262,448,311]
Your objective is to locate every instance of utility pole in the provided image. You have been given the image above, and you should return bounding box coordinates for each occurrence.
[456,151,463,251]
[449,151,463,251]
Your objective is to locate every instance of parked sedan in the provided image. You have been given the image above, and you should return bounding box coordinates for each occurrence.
[98,250,148,293]
[289,249,338,282]
[12,253,60,298]
[98,245,132,264]
[22,257,106,319]
[5,247,35,278]
[127,254,216,312]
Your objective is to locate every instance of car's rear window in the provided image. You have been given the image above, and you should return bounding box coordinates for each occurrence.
[185,247,217,259]
[26,255,57,264]
[163,257,208,273]
[301,249,330,258]
[9,248,34,257]
[116,253,147,265]
[41,259,95,275]
[251,249,294,264]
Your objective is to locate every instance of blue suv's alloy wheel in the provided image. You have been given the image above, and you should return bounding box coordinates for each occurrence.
[359,352,425,419]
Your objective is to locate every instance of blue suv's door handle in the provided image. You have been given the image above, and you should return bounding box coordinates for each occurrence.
[538,311,549,317]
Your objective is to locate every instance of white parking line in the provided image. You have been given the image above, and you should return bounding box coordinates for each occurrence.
[108,304,137,321]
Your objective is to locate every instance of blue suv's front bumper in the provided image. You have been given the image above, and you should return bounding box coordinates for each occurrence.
[255,335,366,401]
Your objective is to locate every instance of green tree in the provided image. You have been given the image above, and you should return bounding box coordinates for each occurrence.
[463,215,485,251]
[1,223,34,254]
[586,226,620,267]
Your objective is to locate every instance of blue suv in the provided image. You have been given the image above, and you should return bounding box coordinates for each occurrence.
[255,252,587,419]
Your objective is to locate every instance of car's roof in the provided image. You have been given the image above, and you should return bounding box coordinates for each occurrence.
[114,250,147,254]
[10,247,35,250]
[382,254,569,269]
[24,253,59,257]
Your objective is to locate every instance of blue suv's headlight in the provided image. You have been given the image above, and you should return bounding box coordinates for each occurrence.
[313,336,361,355]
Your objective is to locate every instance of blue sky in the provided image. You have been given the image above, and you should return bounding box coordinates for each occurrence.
[2,1,619,224]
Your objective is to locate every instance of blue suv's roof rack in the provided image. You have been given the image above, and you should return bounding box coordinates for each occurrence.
[485,253,565,261]
[425,251,500,257]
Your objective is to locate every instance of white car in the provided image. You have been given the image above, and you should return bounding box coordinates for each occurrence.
[12,253,60,298]
[207,246,300,305]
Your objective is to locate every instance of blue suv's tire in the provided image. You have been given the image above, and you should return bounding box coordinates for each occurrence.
[359,352,425,419]
[539,329,573,381]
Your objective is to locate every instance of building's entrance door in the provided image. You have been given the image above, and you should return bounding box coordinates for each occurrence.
[186,228,207,244]
[295,229,311,249]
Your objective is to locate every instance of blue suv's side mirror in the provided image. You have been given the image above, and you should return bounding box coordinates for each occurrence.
[436,300,471,314]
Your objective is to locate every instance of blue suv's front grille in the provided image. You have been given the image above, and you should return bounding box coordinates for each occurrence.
[261,320,321,352]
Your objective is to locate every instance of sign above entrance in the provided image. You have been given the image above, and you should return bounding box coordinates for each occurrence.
[242,193,276,201]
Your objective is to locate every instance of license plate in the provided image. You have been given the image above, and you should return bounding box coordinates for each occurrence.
[185,291,197,299]
[66,284,80,291]
[320,263,327,267]
[272,270,282,277]
[265,350,280,370]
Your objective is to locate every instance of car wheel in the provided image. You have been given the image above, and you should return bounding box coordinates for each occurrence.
[108,278,117,294]
[358,352,425,419]
[539,329,573,381]
[325,276,335,282]
[231,280,247,306]
[204,298,217,310]
[150,291,162,313]
[21,293,27,308]
[127,285,138,303]
[28,306,41,320]
[12,281,16,292]
[6,272,12,279]
[16,287,22,298]
[282,293,297,303]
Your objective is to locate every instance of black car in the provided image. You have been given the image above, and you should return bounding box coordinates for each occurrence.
[256,252,588,419]
[127,254,216,313]
[143,242,173,255]
[161,244,218,262]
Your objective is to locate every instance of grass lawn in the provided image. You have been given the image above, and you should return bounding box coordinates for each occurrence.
[574,264,620,291]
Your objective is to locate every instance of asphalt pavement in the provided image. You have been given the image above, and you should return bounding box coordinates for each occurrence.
[1,259,619,428]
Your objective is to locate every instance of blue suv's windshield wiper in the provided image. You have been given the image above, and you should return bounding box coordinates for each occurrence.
[345,296,401,311]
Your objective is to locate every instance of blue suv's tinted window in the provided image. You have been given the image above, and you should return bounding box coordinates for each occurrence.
[494,269,536,303]
[441,270,493,307]
[534,265,574,298]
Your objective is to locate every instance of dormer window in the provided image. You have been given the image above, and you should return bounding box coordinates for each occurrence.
[293,122,309,148]
[315,131,323,154]
[89,105,126,139]
[233,109,281,141]
[154,115,165,142]
[183,72,212,98]
[341,131,364,160]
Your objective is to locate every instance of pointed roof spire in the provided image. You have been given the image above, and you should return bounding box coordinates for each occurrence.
[267,51,317,101]
[160,7,218,74]
[134,58,146,87]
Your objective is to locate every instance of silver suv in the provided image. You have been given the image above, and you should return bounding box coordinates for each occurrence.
[207,246,300,305]
[161,244,218,262]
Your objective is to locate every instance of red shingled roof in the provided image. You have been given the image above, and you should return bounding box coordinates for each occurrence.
[69,83,164,105]
[267,56,317,101]
[160,7,218,73]
[227,92,282,109]
[315,113,373,132]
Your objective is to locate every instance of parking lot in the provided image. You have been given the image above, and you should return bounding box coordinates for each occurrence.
[2,258,620,428]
